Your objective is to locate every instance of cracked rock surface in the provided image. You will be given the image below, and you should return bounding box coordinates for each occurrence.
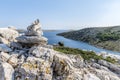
[0,19,120,80]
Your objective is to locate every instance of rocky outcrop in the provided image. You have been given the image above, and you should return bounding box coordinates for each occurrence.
[16,36,47,44]
[0,19,119,80]
[16,19,47,46]
[0,28,19,44]
[0,44,12,52]
[0,62,14,80]
[0,37,9,44]
[25,19,43,36]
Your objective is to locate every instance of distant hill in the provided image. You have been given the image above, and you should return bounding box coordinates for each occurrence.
[58,26,120,52]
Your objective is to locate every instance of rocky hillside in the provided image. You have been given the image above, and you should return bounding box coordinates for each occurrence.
[58,26,120,52]
[0,20,120,80]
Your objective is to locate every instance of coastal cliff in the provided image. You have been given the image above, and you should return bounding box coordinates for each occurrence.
[0,20,120,80]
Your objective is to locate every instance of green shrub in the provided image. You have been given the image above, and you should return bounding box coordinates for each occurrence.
[104,56,116,63]
[96,32,120,41]
[54,46,116,63]
[58,42,64,46]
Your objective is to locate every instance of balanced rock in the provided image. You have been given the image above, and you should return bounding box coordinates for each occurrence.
[16,19,47,46]
[25,19,43,36]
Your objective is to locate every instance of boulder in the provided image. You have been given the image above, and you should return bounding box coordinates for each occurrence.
[68,54,84,68]
[1,62,14,80]
[8,54,18,67]
[0,52,10,62]
[18,55,25,64]
[98,60,120,74]
[16,35,47,44]
[0,62,4,80]
[10,42,22,49]
[92,68,120,80]
[91,63,109,71]
[25,19,43,36]
[16,19,47,48]
[15,57,52,80]
[83,73,100,80]
[29,46,54,61]
[0,20,120,80]
[0,37,9,44]
[14,67,27,80]
[66,71,82,80]
[0,28,19,42]
[52,55,70,77]
[0,44,12,52]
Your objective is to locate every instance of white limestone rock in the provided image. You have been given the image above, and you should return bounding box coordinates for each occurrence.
[0,52,10,62]
[0,37,9,44]
[16,35,47,44]
[8,54,18,67]
[0,62,4,80]
[10,42,22,49]
[0,44,12,52]
[15,57,52,80]
[98,60,120,75]
[25,19,43,36]
[1,62,14,80]
[83,73,100,80]
[92,68,120,80]
[0,20,119,80]
[29,46,54,61]
[0,28,19,42]
[18,55,25,64]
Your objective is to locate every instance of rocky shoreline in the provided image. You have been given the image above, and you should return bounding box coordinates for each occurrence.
[57,27,120,52]
[0,20,120,80]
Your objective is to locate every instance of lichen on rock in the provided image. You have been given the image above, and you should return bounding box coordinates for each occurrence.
[0,19,119,80]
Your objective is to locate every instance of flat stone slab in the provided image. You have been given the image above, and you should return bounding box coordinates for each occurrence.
[0,44,12,52]
[16,35,47,44]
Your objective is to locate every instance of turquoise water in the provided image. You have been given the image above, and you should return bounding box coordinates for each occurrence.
[43,30,120,55]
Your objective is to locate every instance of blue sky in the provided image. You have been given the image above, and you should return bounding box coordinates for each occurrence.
[0,0,120,30]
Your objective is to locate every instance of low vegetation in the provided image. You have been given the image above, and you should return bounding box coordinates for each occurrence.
[96,31,120,41]
[58,26,120,52]
[54,46,116,63]
[58,41,64,46]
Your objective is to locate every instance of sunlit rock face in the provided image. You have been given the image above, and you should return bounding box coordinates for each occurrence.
[0,19,119,80]
[0,62,14,80]
[25,19,43,36]
[0,28,19,44]
[16,19,47,46]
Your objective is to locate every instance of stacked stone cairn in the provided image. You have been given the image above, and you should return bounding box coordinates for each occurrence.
[0,19,120,80]
[16,19,48,47]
